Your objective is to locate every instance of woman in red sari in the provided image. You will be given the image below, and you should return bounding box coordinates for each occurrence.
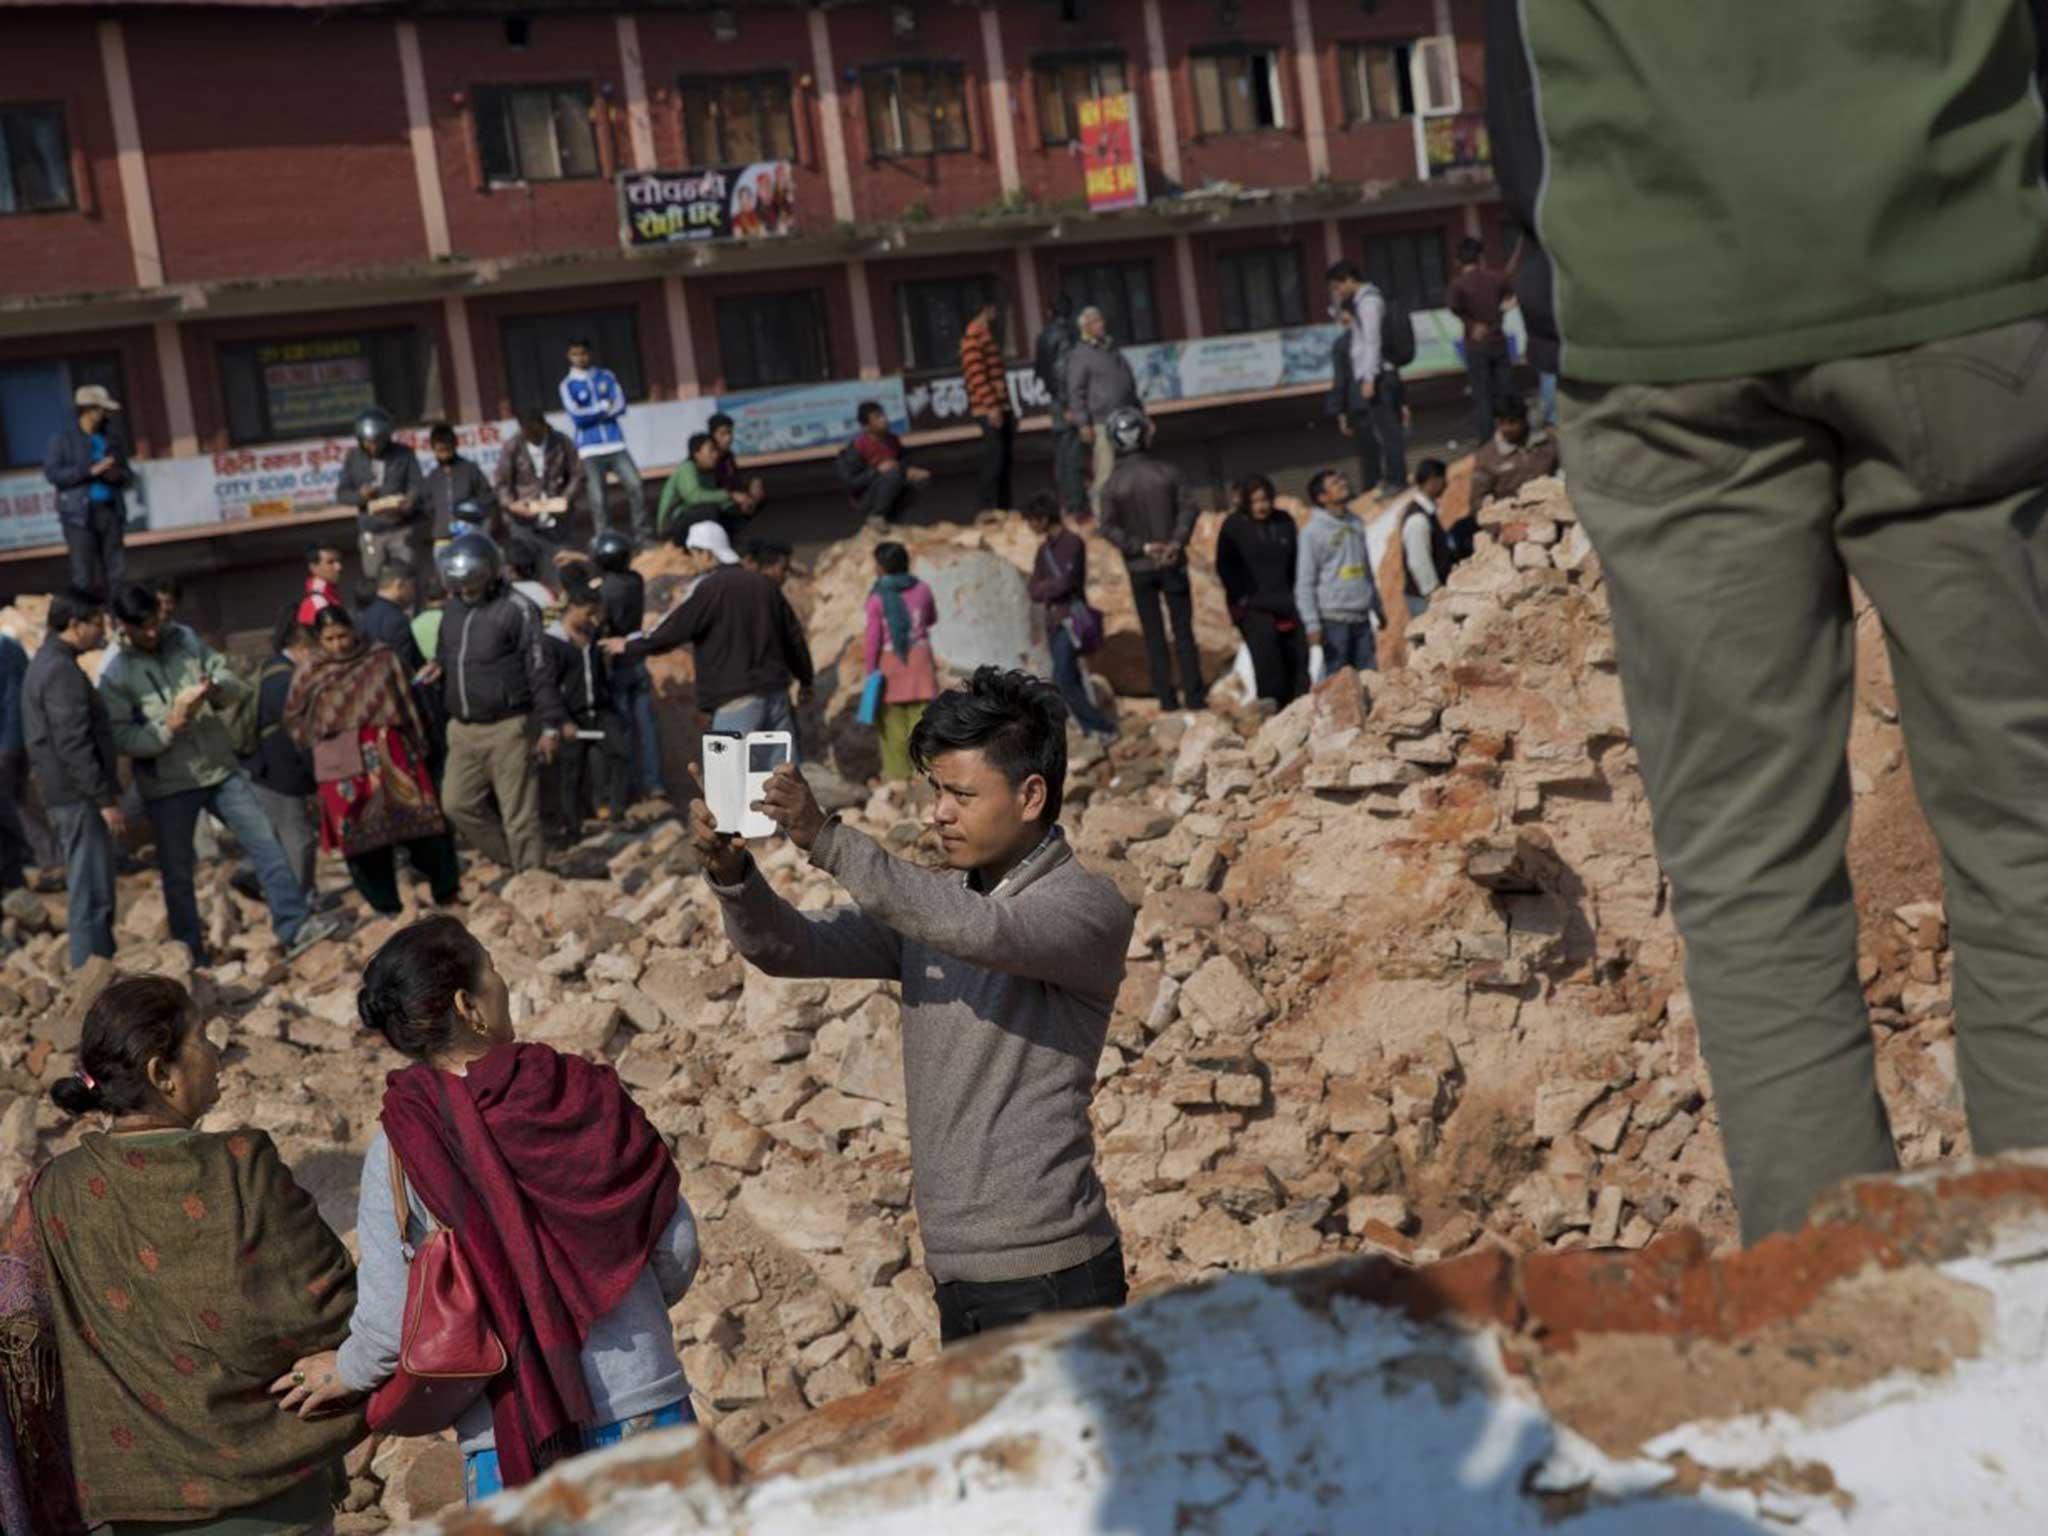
[283,606,460,916]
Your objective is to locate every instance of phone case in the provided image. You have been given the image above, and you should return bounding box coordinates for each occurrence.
[738,732,792,840]
[702,735,746,835]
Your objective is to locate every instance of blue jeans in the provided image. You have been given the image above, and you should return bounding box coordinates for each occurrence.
[612,661,664,798]
[1322,617,1378,674]
[709,690,799,761]
[464,1400,693,1505]
[580,449,647,540]
[1049,622,1116,735]
[51,801,116,968]
[145,771,311,960]
[1539,370,1559,428]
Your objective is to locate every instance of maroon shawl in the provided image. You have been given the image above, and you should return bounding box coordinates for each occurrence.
[379,1043,679,1488]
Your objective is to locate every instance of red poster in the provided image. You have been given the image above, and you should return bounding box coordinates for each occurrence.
[1077,93,1147,213]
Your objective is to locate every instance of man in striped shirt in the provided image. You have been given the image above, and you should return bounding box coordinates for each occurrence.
[960,298,1014,514]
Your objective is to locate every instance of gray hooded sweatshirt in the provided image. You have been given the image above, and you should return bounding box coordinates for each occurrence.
[714,817,1131,1284]
[1295,503,1383,630]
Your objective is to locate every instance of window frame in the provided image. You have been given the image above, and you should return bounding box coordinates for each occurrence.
[472,81,602,186]
[1189,46,1287,137]
[1056,258,1161,346]
[1215,244,1308,335]
[1364,228,1450,312]
[0,351,125,470]
[714,287,833,392]
[895,273,1006,374]
[860,62,972,160]
[676,71,799,166]
[215,328,438,448]
[0,101,78,216]
[1030,51,1133,148]
[497,306,647,420]
[1337,42,1416,125]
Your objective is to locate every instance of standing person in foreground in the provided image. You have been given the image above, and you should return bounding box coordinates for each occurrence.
[960,295,1015,514]
[241,609,320,903]
[286,605,462,916]
[1215,474,1311,709]
[336,408,429,583]
[695,668,1132,1343]
[1097,408,1205,712]
[1065,306,1140,512]
[1022,494,1118,740]
[1488,0,2048,1243]
[494,409,579,590]
[434,535,566,873]
[22,592,123,965]
[278,916,699,1500]
[560,339,646,539]
[1390,458,1455,620]
[1295,470,1382,675]
[9,975,366,1536]
[99,584,340,962]
[42,384,132,601]
[1326,260,1408,493]
[863,542,940,782]
[1445,237,1519,446]
[608,522,813,742]
[837,401,930,526]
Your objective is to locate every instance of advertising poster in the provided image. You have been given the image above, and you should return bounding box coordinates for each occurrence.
[1419,115,1491,179]
[0,467,149,553]
[718,379,908,457]
[906,364,1051,434]
[258,339,379,440]
[1077,94,1147,213]
[619,160,798,247]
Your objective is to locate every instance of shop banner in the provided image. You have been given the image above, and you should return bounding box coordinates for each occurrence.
[1418,114,1492,180]
[1078,93,1147,213]
[619,161,798,247]
[905,364,1052,434]
[0,472,148,555]
[720,379,907,458]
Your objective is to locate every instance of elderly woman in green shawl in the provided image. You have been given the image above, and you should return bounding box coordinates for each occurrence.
[0,976,364,1536]
[861,541,939,782]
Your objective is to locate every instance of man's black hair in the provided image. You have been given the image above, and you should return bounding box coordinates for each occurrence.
[428,421,458,449]
[1021,490,1058,523]
[49,591,103,634]
[910,666,1068,827]
[874,541,911,576]
[567,336,593,352]
[745,538,792,563]
[563,582,604,611]
[152,575,183,601]
[1415,456,1450,485]
[378,558,417,588]
[1458,236,1486,266]
[1493,392,1528,422]
[856,400,887,427]
[507,549,539,580]
[519,407,550,435]
[1306,469,1347,506]
[272,603,308,656]
[1326,258,1364,283]
[688,431,714,458]
[110,583,159,628]
[708,412,735,433]
[304,540,344,565]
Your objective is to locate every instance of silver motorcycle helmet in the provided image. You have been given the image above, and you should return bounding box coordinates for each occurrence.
[355,407,395,456]
[1105,405,1150,457]
[437,531,501,605]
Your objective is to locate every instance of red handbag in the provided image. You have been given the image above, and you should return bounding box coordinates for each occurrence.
[366,1147,508,1436]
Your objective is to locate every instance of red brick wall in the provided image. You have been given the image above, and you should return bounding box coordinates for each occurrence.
[1157,0,1313,193]
[996,2,1161,209]
[464,280,672,419]
[681,264,861,397]
[125,11,426,283]
[0,326,167,461]
[634,6,836,232]
[180,302,451,451]
[828,6,1007,223]
[0,14,137,300]
[417,14,627,261]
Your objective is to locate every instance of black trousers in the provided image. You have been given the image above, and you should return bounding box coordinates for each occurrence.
[1350,372,1409,493]
[558,728,627,830]
[860,468,916,524]
[1466,347,1516,443]
[346,832,462,916]
[63,507,124,601]
[934,1238,1127,1345]
[977,413,1016,512]
[0,751,37,891]
[1127,566,1206,708]
[1236,611,1311,708]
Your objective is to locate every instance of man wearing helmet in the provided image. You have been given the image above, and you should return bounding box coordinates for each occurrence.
[336,407,428,582]
[433,533,568,872]
[590,530,662,803]
[1096,408,1206,712]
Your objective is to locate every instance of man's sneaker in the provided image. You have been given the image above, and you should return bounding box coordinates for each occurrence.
[285,912,343,959]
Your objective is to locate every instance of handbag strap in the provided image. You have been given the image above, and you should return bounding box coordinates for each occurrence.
[386,1145,441,1246]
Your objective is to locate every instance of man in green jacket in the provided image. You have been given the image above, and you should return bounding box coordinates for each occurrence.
[98,584,339,964]
[1489,1,2048,1243]
[657,432,743,545]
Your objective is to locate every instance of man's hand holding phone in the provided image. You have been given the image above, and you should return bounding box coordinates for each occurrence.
[752,763,825,853]
[687,763,747,883]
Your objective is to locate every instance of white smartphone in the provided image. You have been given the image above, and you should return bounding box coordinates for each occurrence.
[703,731,793,839]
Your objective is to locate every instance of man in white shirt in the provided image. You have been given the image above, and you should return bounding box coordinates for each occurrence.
[1394,458,1452,619]
[1327,260,1408,495]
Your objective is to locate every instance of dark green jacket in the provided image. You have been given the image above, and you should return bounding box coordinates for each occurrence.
[1487,1,2048,383]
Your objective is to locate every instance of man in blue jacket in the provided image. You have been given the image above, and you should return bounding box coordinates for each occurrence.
[42,384,132,601]
[559,339,646,540]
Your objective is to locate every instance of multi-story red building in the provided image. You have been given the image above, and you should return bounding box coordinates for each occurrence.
[0,0,1502,563]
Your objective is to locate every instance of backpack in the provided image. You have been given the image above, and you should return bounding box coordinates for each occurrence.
[1404,503,1469,597]
[1374,286,1417,370]
[225,659,288,760]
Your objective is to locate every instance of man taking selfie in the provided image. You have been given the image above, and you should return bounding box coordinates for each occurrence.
[691,667,1132,1343]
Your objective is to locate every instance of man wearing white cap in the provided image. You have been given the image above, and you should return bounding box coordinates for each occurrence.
[42,385,132,600]
[604,519,814,749]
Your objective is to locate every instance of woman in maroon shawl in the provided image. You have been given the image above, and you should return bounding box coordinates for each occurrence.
[282,605,460,916]
[274,917,699,1501]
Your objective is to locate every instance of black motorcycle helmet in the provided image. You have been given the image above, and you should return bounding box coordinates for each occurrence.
[355,408,395,455]
[592,529,635,574]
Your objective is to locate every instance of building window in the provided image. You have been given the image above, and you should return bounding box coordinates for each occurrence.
[0,104,74,215]
[499,307,646,418]
[679,73,797,165]
[0,353,123,469]
[715,289,831,390]
[217,330,441,447]
[1059,260,1159,345]
[1339,37,1462,123]
[474,84,600,184]
[1032,54,1130,146]
[862,64,970,158]
[1190,49,1286,135]
[1366,230,1449,311]
[1217,246,1306,334]
[896,275,1002,373]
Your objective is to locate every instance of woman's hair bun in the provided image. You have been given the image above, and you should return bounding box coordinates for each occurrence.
[50,1074,105,1117]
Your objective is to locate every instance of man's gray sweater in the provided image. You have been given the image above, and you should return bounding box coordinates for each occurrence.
[713,818,1132,1284]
